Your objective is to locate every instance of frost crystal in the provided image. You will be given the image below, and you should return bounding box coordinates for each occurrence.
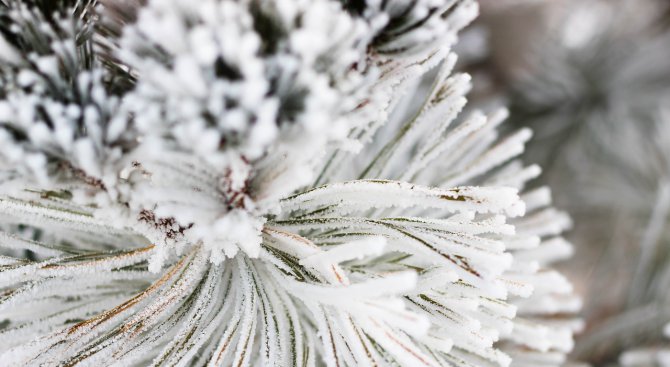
[0,0,579,366]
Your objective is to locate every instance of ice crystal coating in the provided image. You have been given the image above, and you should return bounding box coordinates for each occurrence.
[0,0,579,366]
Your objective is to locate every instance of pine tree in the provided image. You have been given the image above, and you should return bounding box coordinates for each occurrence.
[0,0,578,366]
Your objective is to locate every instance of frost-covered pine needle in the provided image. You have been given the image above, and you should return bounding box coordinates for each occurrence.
[0,0,578,366]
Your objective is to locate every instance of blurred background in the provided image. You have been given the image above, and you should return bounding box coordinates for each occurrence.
[457,0,670,365]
